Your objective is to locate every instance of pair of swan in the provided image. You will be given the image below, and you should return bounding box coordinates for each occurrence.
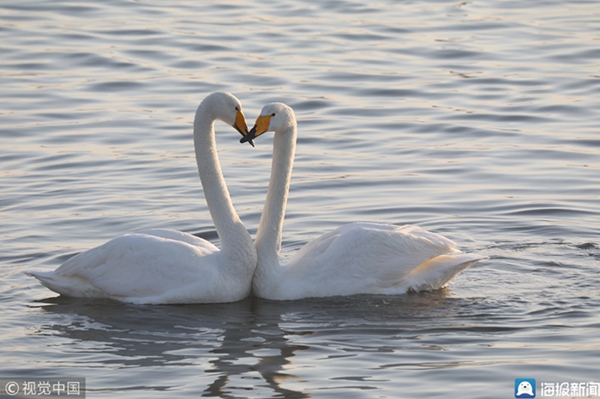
[27,92,486,304]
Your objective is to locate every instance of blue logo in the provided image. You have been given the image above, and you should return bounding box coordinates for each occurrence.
[515,378,536,398]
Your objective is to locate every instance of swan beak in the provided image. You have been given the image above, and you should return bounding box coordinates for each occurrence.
[233,109,254,147]
[240,125,256,144]
[239,114,271,145]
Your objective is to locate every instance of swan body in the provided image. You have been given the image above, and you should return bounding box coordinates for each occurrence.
[27,92,257,304]
[245,103,486,301]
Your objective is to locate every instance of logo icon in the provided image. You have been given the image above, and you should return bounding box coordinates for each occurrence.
[5,381,20,396]
[515,378,536,398]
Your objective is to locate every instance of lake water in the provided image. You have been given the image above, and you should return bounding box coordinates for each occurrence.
[1,0,599,398]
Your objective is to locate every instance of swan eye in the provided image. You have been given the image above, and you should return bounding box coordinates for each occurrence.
[235,106,240,111]
[271,113,276,117]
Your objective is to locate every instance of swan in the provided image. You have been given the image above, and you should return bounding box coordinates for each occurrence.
[241,102,487,300]
[26,92,257,304]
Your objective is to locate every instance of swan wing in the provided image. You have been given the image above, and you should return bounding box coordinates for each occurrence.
[292,222,455,269]
[27,231,222,303]
[282,222,473,298]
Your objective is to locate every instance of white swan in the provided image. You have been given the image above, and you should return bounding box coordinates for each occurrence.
[27,92,257,304]
[242,102,487,300]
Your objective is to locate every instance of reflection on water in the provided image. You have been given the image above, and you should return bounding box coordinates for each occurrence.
[29,287,577,397]
[33,292,477,397]
[35,297,314,397]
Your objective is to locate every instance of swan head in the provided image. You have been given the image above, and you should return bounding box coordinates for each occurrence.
[241,102,296,144]
[202,92,254,146]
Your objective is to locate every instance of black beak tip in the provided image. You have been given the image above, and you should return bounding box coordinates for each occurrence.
[234,124,255,147]
[238,124,257,147]
[239,135,255,147]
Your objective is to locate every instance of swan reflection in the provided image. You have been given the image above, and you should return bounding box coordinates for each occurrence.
[32,291,461,397]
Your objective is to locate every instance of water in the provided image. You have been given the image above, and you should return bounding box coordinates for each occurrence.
[1,0,599,397]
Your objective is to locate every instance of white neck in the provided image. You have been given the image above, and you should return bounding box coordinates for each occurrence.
[193,102,252,258]
[253,123,297,295]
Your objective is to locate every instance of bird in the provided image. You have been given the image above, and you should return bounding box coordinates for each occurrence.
[27,92,257,304]
[241,102,486,300]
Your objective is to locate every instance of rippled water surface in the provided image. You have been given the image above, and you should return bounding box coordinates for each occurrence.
[1,0,599,397]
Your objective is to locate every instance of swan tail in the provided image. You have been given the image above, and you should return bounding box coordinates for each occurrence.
[404,253,488,292]
[25,271,106,298]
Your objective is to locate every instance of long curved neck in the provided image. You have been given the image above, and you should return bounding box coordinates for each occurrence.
[193,103,249,253]
[254,123,297,279]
